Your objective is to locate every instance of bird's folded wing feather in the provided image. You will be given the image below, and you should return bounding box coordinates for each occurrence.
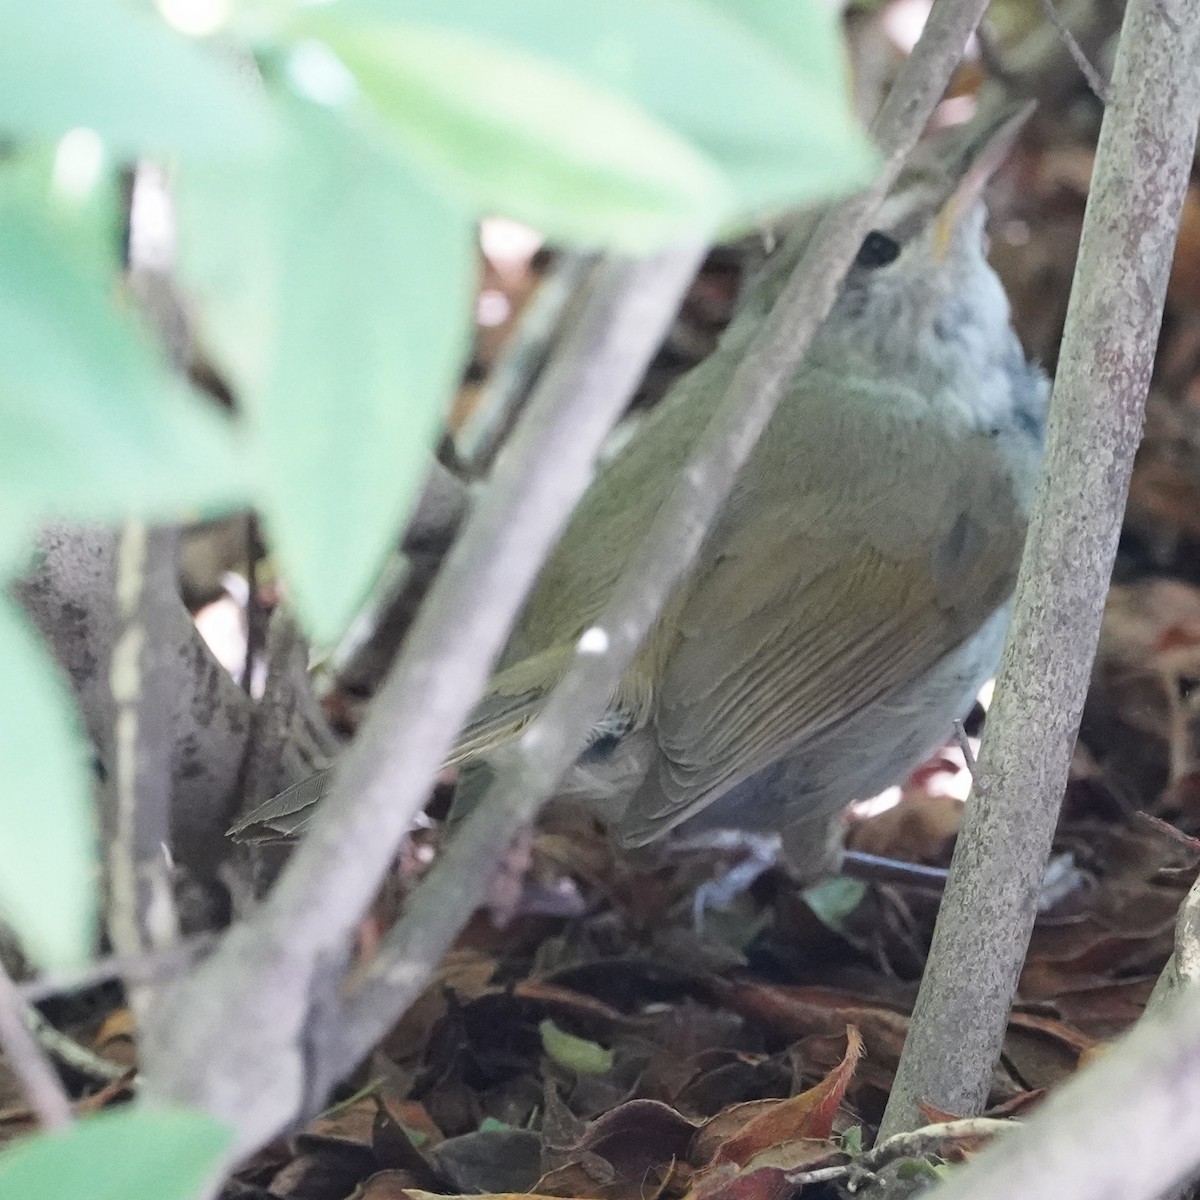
[445,645,575,763]
[619,405,1030,845]
[229,662,561,841]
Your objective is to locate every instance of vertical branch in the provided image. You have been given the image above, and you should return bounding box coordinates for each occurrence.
[109,522,182,978]
[14,524,260,880]
[881,0,1200,1137]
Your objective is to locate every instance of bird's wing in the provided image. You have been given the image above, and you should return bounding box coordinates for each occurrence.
[227,766,335,842]
[619,380,1034,845]
[501,350,741,665]
[446,646,574,763]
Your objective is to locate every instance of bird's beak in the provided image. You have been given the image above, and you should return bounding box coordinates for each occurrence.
[931,100,1035,260]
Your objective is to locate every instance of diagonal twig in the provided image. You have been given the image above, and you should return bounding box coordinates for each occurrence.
[0,960,72,1129]
[454,250,600,471]
[787,1117,1017,1187]
[18,932,215,1005]
[141,242,707,1154]
[327,0,1001,1079]
[1038,0,1110,103]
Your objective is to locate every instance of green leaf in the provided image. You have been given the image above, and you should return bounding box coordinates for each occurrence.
[896,1156,949,1182]
[0,1107,233,1200]
[292,0,877,246]
[178,99,474,640]
[477,1116,514,1132]
[304,24,730,249]
[720,0,851,94]
[803,876,867,933]
[0,601,95,969]
[0,0,277,159]
[0,183,247,537]
[539,1019,615,1075]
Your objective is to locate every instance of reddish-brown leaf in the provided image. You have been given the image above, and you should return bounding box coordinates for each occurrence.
[706,1027,861,1166]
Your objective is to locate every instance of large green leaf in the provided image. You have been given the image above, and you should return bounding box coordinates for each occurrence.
[291,0,876,245]
[0,0,276,159]
[0,184,247,544]
[0,1108,233,1200]
[299,25,730,249]
[0,601,95,969]
[179,100,475,640]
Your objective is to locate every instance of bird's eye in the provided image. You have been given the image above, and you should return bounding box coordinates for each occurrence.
[855,230,900,269]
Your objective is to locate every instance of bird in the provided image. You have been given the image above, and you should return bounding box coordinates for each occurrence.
[232,106,1047,880]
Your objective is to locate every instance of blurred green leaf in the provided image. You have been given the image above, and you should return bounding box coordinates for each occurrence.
[0,0,277,159]
[293,0,876,246]
[0,184,247,541]
[303,24,729,249]
[0,1107,233,1199]
[0,601,95,969]
[803,876,867,933]
[477,1116,514,1132]
[721,0,852,93]
[179,99,474,640]
[539,1018,615,1075]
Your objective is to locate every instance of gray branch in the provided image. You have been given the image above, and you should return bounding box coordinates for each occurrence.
[13,525,260,880]
[107,522,182,968]
[880,0,1200,1138]
[139,244,707,1154]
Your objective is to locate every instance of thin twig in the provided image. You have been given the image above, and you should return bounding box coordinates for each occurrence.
[328,0,999,1077]
[0,961,72,1129]
[952,719,977,778]
[881,0,1200,1139]
[972,0,1117,133]
[455,251,600,471]
[239,517,268,695]
[17,932,216,1005]
[22,1007,132,1086]
[1142,871,1200,1200]
[329,460,470,704]
[1038,0,1110,102]
[1144,860,1200,1020]
[787,1118,1016,1186]
[142,244,707,1152]
[842,851,949,893]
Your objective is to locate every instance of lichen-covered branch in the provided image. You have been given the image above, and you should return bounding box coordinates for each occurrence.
[881,0,1200,1139]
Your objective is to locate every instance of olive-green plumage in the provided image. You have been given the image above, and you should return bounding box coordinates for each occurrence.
[234,110,1046,863]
